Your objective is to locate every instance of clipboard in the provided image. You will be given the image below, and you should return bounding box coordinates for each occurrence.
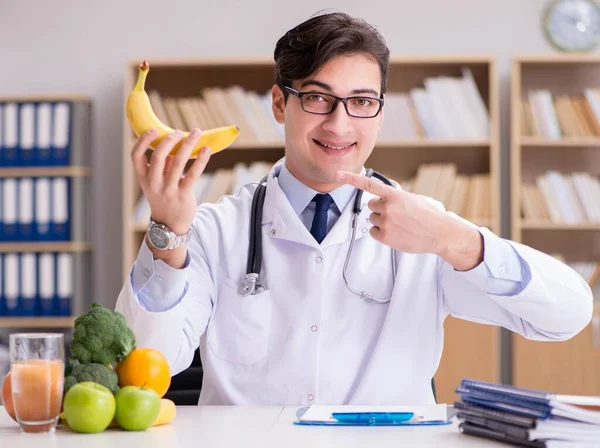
[293,405,452,427]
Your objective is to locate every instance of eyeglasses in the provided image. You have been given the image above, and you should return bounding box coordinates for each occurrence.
[284,86,384,118]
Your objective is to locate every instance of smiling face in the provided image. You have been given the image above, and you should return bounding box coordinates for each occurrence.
[272,53,384,192]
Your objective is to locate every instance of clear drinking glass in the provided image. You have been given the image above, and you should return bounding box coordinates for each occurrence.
[9,333,65,434]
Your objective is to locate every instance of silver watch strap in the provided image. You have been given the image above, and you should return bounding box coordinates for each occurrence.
[170,229,192,249]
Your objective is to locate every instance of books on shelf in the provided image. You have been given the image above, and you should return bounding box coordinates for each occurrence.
[400,67,490,141]
[521,170,600,224]
[520,89,600,139]
[0,252,73,317]
[146,66,490,145]
[399,163,491,225]
[455,378,600,447]
[132,161,273,227]
[148,88,284,146]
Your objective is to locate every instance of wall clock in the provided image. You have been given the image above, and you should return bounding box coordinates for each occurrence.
[543,0,600,52]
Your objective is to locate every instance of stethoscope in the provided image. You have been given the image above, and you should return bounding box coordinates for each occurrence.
[237,168,396,304]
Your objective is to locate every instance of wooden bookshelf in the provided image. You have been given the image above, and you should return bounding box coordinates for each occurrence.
[121,56,501,404]
[511,55,600,395]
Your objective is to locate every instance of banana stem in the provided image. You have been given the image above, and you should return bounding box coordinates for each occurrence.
[134,61,150,92]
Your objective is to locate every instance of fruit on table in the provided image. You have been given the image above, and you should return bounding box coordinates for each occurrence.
[70,302,136,365]
[126,60,240,158]
[116,348,171,398]
[62,382,116,434]
[154,398,177,426]
[1,372,16,422]
[115,386,160,431]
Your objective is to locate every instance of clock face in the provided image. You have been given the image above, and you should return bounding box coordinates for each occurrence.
[544,0,600,52]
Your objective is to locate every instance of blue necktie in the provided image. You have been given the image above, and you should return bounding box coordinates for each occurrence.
[310,193,334,244]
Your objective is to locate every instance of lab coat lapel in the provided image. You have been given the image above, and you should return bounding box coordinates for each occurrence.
[261,173,321,248]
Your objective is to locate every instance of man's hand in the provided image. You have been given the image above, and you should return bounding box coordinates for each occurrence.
[336,170,484,272]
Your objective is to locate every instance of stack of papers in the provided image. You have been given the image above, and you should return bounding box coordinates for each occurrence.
[455,378,600,447]
[294,404,451,426]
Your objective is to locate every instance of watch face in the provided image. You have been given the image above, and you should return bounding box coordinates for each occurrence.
[149,225,171,249]
[544,0,600,52]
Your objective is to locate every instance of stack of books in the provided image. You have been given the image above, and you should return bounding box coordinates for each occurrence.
[455,379,600,447]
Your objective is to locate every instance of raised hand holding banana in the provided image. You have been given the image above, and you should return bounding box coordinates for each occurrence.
[336,170,484,272]
[126,60,241,268]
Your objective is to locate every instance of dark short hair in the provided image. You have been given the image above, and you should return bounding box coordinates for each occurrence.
[273,11,390,100]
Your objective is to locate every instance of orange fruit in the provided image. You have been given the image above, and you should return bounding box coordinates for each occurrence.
[115,348,171,398]
[1,371,16,421]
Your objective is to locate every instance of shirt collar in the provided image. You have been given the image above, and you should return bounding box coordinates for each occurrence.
[277,159,364,216]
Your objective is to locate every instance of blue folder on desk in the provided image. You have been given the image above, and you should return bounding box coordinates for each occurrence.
[294,404,452,427]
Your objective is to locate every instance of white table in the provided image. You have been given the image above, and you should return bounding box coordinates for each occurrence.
[0,405,507,447]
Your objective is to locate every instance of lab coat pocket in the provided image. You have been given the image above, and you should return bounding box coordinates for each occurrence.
[207,277,273,366]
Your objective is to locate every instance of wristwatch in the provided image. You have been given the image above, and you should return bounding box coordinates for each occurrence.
[146,220,192,251]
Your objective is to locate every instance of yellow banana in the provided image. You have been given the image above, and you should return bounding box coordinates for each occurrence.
[126,61,240,158]
[153,398,176,426]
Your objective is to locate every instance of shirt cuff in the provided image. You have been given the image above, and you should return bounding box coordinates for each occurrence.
[455,226,532,296]
[130,239,191,312]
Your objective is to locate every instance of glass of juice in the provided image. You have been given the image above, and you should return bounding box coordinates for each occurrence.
[9,333,65,434]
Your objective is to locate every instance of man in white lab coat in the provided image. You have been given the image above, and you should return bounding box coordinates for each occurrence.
[115,11,593,406]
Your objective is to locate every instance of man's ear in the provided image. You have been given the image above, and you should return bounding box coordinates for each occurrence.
[272,84,285,124]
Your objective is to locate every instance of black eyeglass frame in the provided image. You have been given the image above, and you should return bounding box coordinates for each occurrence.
[283,86,384,118]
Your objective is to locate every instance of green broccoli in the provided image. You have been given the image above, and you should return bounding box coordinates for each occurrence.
[70,303,136,365]
[64,361,120,395]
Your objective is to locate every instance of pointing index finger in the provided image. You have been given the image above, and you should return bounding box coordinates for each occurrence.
[336,170,394,198]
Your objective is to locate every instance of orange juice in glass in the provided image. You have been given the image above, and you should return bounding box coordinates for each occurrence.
[9,333,64,433]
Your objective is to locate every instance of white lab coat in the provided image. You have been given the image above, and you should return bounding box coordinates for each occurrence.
[115,163,593,406]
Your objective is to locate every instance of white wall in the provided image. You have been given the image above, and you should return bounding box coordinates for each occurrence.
[0,0,587,308]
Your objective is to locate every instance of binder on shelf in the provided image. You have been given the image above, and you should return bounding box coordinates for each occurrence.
[35,177,52,241]
[20,253,36,316]
[3,253,18,316]
[17,178,34,241]
[36,102,53,165]
[51,102,70,166]
[56,252,73,316]
[2,178,18,241]
[38,252,55,316]
[51,177,70,241]
[19,102,35,166]
[2,102,18,166]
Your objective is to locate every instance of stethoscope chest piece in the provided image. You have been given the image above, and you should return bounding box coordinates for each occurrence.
[237,273,265,296]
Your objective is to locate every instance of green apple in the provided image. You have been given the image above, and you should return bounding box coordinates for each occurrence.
[115,386,160,431]
[63,382,116,433]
